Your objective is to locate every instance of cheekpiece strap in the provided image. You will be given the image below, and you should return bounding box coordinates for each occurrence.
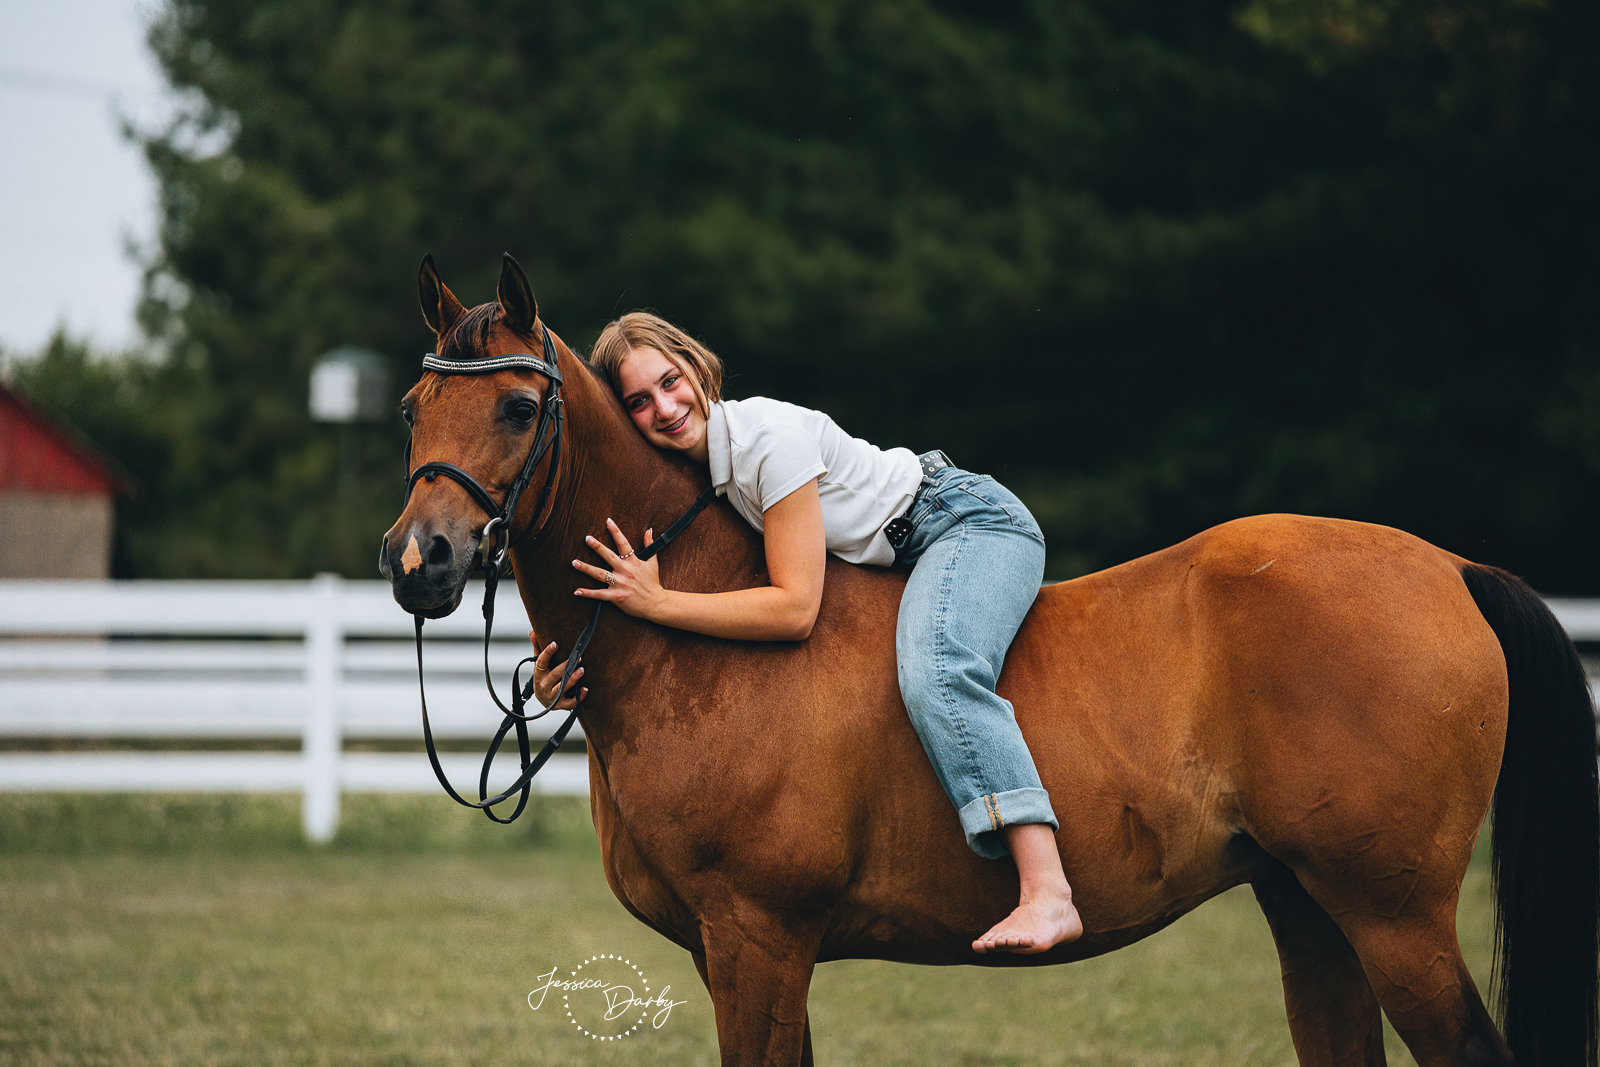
[422,353,562,382]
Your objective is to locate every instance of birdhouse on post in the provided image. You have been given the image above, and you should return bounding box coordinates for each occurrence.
[309,347,389,424]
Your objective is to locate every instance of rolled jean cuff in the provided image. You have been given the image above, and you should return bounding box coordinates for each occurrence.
[956,787,1059,860]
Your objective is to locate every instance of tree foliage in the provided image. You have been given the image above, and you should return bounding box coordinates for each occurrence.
[13,0,1600,587]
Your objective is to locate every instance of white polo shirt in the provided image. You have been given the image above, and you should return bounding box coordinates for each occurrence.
[705,398,923,567]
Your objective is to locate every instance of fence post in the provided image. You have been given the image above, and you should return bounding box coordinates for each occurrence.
[303,574,343,842]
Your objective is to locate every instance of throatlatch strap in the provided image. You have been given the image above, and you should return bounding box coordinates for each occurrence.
[639,485,719,561]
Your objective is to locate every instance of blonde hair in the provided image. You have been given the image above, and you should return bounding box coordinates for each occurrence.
[589,312,724,417]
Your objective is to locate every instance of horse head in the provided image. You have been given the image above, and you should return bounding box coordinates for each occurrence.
[380,252,566,617]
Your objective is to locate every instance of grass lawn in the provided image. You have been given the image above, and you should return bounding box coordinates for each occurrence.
[0,795,1495,1066]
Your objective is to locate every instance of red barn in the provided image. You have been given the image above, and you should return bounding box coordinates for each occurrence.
[0,382,126,578]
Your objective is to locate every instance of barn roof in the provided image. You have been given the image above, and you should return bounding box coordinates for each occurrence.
[0,381,129,496]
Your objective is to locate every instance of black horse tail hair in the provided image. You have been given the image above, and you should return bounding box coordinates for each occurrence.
[1461,562,1599,1067]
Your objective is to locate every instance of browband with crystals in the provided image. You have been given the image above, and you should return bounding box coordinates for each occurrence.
[422,352,562,382]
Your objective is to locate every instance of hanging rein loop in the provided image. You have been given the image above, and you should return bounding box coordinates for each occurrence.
[404,323,717,823]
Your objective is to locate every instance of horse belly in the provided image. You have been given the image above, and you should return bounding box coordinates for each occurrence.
[813,548,1260,961]
[988,588,1256,939]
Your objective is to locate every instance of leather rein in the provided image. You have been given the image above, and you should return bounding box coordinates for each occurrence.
[404,323,716,823]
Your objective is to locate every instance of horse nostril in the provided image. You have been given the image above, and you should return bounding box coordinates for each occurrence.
[423,534,454,581]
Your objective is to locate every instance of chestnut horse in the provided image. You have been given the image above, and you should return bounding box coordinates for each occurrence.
[381,255,1598,1067]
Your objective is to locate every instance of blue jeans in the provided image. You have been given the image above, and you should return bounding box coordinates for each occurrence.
[895,464,1057,859]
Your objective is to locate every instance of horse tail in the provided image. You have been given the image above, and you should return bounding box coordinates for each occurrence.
[1460,562,1599,1066]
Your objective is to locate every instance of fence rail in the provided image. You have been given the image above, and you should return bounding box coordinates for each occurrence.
[3,581,1599,843]
[0,577,585,841]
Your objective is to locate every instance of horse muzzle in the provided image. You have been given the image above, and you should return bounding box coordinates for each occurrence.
[379,523,472,618]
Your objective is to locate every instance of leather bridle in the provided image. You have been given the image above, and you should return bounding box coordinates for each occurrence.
[403,322,715,823]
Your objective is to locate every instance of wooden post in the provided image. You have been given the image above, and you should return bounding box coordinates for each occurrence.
[303,574,343,842]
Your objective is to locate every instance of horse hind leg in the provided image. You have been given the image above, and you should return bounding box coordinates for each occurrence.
[1282,863,1512,1067]
[1335,908,1511,1067]
[1252,864,1387,1066]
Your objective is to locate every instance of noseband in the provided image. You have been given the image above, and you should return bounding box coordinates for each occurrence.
[404,323,715,824]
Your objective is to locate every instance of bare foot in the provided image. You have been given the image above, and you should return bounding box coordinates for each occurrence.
[972,892,1083,954]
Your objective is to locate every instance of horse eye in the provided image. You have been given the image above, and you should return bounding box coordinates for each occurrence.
[506,399,538,424]
[400,403,415,427]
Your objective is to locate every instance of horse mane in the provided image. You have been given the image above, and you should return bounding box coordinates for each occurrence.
[437,303,503,362]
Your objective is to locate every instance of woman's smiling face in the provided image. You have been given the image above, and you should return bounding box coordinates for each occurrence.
[615,346,710,462]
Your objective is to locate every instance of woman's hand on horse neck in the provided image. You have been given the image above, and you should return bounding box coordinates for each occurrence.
[573,479,826,642]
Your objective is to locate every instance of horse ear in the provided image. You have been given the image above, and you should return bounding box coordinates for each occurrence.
[418,253,466,337]
[497,252,539,337]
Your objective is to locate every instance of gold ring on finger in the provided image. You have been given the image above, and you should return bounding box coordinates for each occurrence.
[620,550,635,559]
[604,571,616,586]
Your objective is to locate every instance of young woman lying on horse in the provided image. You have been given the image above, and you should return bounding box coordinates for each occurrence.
[529,312,1082,956]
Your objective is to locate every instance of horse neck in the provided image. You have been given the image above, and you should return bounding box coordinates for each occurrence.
[507,346,764,648]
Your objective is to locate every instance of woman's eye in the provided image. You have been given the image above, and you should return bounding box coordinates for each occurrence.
[663,375,679,389]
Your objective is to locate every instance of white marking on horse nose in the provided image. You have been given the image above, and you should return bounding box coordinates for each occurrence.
[402,534,423,574]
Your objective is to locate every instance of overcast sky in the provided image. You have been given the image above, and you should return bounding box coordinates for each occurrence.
[0,0,176,355]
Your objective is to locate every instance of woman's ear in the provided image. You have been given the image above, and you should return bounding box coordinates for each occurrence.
[418,253,466,336]
[497,253,539,337]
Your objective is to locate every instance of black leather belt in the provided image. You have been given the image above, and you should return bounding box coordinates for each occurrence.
[917,449,951,478]
[885,450,952,549]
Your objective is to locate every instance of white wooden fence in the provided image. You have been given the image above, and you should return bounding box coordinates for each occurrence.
[2,580,1598,843]
[0,577,586,841]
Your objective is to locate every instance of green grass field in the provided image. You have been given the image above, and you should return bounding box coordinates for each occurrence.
[0,795,1495,1066]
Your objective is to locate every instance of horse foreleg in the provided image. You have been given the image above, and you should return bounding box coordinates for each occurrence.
[697,906,823,1066]
[693,947,814,1067]
[1252,866,1386,1066]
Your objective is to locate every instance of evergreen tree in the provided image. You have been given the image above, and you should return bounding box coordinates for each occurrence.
[16,0,1599,587]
